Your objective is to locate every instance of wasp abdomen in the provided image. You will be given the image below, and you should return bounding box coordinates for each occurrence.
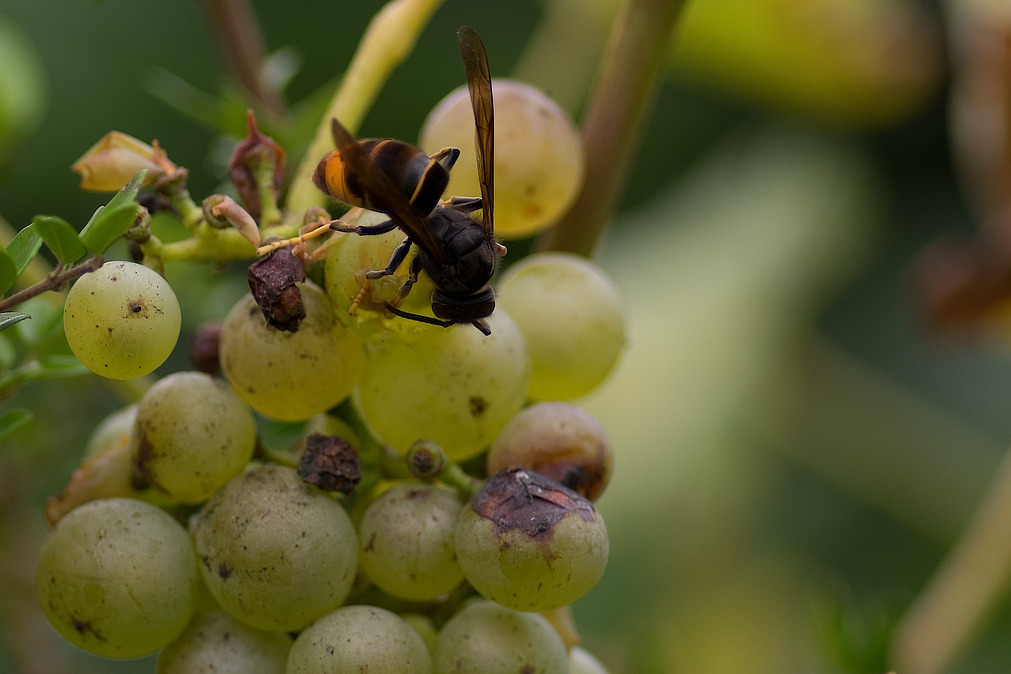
[314,139,457,217]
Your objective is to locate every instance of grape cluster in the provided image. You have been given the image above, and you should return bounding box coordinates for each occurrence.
[41,75,626,674]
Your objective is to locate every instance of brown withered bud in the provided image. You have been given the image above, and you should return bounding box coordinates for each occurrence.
[190,321,223,376]
[297,433,361,494]
[230,109,285,219]
[247,246,306,331]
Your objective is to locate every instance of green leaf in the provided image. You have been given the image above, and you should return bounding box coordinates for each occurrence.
[0,311,30,332]
[32,215,87,264]
[0,354,89,395]
[80,202,140,255]
[6,223,43,275]
[0,409,33,443]
[0,247,15,294]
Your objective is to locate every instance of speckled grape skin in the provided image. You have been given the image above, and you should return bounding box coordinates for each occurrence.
[353,311,529,461]
[63,260,181,379]
[433,601,567,674]
[36,498,197,659]
[219,282,366,422]
[358,482,464,600]
[193,465,358,633]
[133,371,256,504]
[156,610,292,674]
[287,605,432,674]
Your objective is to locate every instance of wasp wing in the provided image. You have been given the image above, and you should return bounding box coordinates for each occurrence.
[328,117,449,265]
[457,26,494,237]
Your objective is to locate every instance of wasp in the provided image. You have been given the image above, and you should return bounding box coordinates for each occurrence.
[312,26,503,335]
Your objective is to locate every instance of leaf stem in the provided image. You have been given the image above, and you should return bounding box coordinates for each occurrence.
[0,257,104,313]
[285,0,446,216]
[536,0,686,256]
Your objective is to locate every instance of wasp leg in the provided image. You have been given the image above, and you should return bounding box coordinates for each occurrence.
[383,302,454,328]
[256,219,349,256]
[390,253,424,299]
[445,196,482,213]
[331,219,399,236]
[364,236,414,280]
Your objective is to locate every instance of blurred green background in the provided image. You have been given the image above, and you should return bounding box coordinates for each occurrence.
[4,0,1011,672]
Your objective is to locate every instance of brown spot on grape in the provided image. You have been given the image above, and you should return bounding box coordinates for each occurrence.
[469,396,488,417]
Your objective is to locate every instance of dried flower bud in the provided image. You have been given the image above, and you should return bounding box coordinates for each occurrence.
[71,131,177,192]
[230,109,285,219]
[297,433,361,494]
[203,194,260,248]
[247,246,306,331]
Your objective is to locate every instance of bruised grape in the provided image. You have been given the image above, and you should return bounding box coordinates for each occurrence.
[454,468,609,612]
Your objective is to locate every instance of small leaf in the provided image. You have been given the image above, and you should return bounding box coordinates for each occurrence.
[0,409,33,444]
[0,248,15,294]
[80,202,140,255]
[32,215,87,264]
[0,311,30,332]
[6,224,43,276]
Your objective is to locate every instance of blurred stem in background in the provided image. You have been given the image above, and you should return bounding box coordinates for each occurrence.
[536,0,685,256]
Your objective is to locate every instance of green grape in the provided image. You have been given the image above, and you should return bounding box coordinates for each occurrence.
[570,646,611,674]
[133,371,256,504]
[358,482,464,600]
[322,208,440,342]
[286,605,432,674]
[432,600,567,674]
[193,464,358,633]
[36,497,197,658]
[455,468,609,612]
[353,311,529,461]
[219,281,366,422]
[157,610,292,674]
[487,401,613,501]
[419,80,584,240]
[83,404,137,457]
[496,252,626,400]
[63,260,181,379]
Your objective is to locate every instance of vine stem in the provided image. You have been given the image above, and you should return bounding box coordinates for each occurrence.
[0,257,104,313]
[891,441,1011,674]
[536,0,686,256]
[284,0,446,217]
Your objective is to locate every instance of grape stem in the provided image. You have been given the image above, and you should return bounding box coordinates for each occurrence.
[891,440,1011,674]
[200,0,287,117]
[536,0,686,256]
[0,257,104,313]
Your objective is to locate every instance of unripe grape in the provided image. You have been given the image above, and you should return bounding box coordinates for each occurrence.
[420,80,584,239]
[570,646,611,674]
[36,498,197,658]
[353,311,529,461]
[219,282,366,421]
[286,605,432,674]
[433,600,567,674]
[83,404,137,458]
[487,402,613,501]
[63,260,181,379]
[358,482,464,600]
[455,468,608,612]
[322,208,439,342]
[157,610,292,674]
[193,464,358,632]
[133,371,257,504]
[497,252,625,400]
